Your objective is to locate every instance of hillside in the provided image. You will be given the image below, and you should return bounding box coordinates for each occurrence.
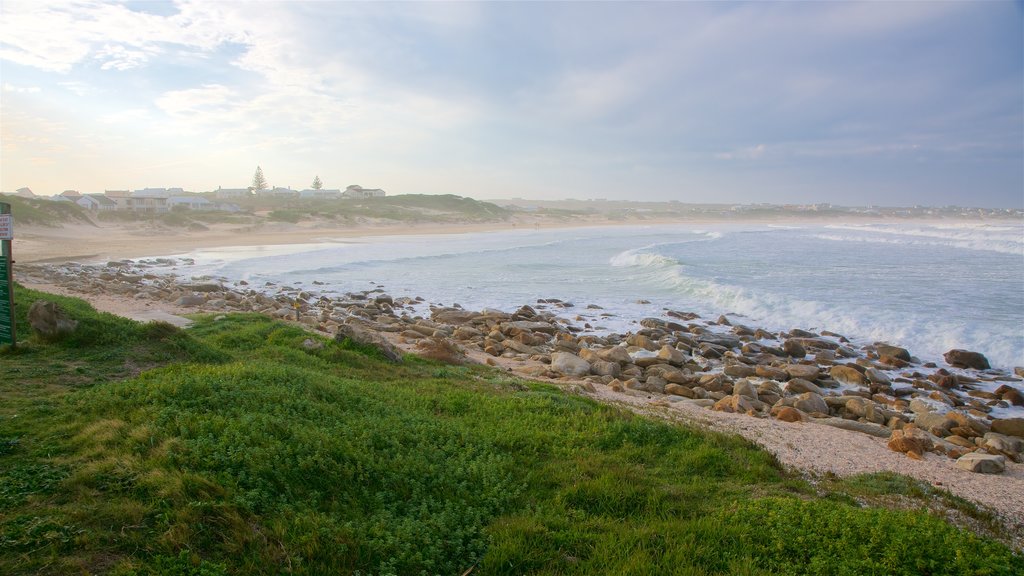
[0,196,94,227]
[1,286,1021,575]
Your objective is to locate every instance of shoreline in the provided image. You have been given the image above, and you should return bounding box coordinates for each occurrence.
[13,255,1024,541]
[13,213,1021,264]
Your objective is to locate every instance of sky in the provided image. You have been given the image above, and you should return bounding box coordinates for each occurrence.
[0,1,1021,208]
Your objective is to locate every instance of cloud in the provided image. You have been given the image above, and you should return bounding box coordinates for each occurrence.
[0,0,248,73]
[2,82,40,93]
[715,145,767,161]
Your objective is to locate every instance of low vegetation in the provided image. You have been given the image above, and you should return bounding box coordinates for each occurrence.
[0,196,94,227]
[1,285,1021,575]
[239,193,514,224]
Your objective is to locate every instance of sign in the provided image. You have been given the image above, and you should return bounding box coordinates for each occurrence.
[0,201,13,346]
[0,256,10,345]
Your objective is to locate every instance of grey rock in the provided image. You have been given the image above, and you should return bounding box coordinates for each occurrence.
[955,453,1005,474]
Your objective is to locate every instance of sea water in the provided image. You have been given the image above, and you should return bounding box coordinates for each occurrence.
[171,221,1024,369]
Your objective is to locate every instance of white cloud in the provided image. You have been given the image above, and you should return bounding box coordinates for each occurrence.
[2,82,40,93]
[715,144,767,161]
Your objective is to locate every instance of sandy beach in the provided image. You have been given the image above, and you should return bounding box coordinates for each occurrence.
[11,217,1024,546]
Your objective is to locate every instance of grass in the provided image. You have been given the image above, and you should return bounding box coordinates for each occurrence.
[0,196,94,227]
[1,285,1021,575]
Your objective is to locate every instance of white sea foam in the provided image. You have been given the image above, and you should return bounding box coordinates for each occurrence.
[821,223,1024,255]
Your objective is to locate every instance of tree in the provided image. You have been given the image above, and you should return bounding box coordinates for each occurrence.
[312,175,323,190]
[252,166,268,191]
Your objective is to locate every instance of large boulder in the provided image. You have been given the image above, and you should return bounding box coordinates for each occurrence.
[888,426,933,455]
[914,412,956,436]
[27,300,78,340]
[792,392,828,415]
[336,322,404,363]
[991,418,1024,439]
[414,337,468,365]
[874,343,911,362]
[943,349,990,370]
[829,365,866,386]
[781,339,806,358]
[955,453,1005,474]
[785,378,824,396]
[551,352,591,377]
[784,364,820,381]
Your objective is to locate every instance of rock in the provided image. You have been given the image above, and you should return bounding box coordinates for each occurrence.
[656,345,686,366]
[300,338,323,351]
[792,392,828,415]
[550,352,591,377]
[775,406,805,423]
[943,349,990,370]
[597,346,632,364]
[784,364,820,381]
[754,365,788,381]
[27,300,79,340]
[874,343,911,362]
[888,426,933,454]
[730,394,756,413]
[781,339,806,358]
[915,411,956,435]
[724,363,756,378]
[733,379,759,400]
[180,283,222,292]
[830,365,866,386]
[336,322,404,363]
[991,418,1024,439]
[664,383,694,398]
[864,368,891,385]
[983,433,1024,463]
[1000,388,1024,407]
[415,337,468,365]
[590,360,621,378]
[955,453,1005,474]
[175,294,206,306]
[785,378,824,396]
[819,417,891,438]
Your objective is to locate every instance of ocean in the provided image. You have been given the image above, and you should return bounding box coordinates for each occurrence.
[169,221,1024,370]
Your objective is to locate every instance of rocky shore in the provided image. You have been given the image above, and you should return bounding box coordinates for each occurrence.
[15,257,1024,533]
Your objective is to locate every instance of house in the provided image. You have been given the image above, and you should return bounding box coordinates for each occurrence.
[167,195,215,211]
[14,187,35,198]
[59,190,82,201]
[256,186,298,198]
[299,188,342,199]
[128,188,172,213]
[104,190,132,210]
[213,202,242,213]
[342,185,386,199]
[215,186,252,199]
[76,194,118,211]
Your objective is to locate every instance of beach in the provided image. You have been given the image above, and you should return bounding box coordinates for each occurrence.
[11,216,1024,544]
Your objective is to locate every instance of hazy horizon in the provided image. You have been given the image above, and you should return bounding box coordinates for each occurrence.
[1,1,1021,208]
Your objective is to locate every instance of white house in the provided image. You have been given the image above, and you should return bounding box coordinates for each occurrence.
[77,194,118,211]
[128,188,173,213]
[256,186,298,197]
[215,186,252,199]
[167,195,215,211]
[342,185,386,199]
[299,188,342,199]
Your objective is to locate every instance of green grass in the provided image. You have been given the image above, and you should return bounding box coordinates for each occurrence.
[0,196,93,227]
[1,286,1021,575]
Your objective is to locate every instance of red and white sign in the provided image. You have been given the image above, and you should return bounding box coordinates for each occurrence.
[0,214,12,240]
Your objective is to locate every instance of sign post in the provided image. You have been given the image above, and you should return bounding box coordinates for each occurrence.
[0,202,15,348]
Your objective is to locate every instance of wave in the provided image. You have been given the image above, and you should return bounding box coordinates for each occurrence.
[606,250,1022,367]
[608,232,722,269]
[820,224,1023,255]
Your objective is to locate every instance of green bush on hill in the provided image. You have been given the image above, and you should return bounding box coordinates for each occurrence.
[0,196,94,227]
[0,286,1020,575]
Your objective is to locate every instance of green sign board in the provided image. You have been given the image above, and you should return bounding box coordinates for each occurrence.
[0,201,12,346]
[0,253,11,345]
